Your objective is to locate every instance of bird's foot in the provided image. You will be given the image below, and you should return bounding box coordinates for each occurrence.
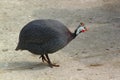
[40,54,60,68]
[49,63,60,68]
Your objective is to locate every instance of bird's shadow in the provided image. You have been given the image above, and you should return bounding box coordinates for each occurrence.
[0,61,48,71]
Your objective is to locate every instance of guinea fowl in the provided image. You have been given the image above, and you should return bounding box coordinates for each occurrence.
[15,19,87,68]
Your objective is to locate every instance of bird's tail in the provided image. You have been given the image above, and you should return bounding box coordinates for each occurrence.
[15,44,20,51]
[15,46,19,51]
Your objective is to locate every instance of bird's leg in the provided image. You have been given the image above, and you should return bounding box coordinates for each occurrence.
[39,55,48,63]
[45,54,60,68]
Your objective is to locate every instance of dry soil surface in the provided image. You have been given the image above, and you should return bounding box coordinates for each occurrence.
[0,0,120,80]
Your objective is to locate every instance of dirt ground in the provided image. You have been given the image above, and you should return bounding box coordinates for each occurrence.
[0,0,120,80]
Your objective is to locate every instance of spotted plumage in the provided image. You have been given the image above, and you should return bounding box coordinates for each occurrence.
[16,19,87,68]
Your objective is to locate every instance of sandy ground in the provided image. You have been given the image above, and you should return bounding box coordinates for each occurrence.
[0,0,120,80]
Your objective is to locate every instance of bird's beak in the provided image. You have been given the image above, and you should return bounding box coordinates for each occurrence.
[85,27,88,31]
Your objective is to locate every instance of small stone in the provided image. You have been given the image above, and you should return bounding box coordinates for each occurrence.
[82,51,87,53]
[89,63,103,67]
[2,49,8,52]
[105,48,110,51]
[77,69,83,71]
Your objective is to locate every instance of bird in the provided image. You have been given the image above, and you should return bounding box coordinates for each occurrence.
[15,19,87,68]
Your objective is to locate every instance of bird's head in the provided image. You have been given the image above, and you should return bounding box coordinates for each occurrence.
[75,22,88,36]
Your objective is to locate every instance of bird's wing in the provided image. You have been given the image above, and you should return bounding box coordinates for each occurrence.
[20,27,58,44]
[27,34,55,44]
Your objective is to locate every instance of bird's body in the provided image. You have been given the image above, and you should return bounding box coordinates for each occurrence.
[16,19,87,68]
[16,19,74,54]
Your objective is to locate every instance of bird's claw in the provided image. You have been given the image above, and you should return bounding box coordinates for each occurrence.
[49,63,60,68]
[39,55,60,68]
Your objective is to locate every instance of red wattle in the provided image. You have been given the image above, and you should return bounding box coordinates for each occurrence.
[82,30,85,32]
